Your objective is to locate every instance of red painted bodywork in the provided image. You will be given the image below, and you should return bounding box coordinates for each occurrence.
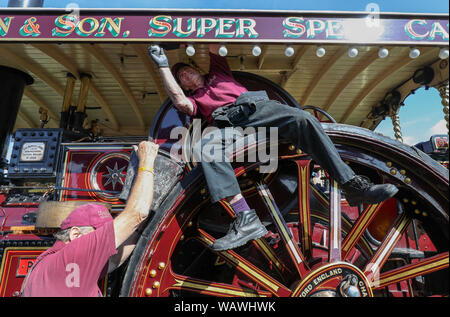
[0,144,135,297]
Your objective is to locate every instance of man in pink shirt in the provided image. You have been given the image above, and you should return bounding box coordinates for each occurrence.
[149,44,398,252]
[169,52,248,124]
[21,141,158,297]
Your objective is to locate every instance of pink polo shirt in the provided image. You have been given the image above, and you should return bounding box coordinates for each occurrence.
[21,220,117,297]
[188,52,248,123]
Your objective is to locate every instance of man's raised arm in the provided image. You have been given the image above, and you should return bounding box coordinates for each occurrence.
[112,141,158,249]
[148,45,195,116]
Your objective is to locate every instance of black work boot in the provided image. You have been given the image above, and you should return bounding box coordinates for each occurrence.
[341,175,398,206]
[211,209,268,251]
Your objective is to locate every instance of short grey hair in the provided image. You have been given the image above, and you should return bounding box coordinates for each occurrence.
[53,226,94,242]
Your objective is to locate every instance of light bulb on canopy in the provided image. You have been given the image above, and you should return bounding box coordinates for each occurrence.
[378,47,389,58]
[219,44,228,57]
[348,46,359,58]
[285,45,295,57]
[409,47,420,59]
[252,44,262,57]
[186,44,195,56]
[316,46,326,58]
[439,47,449,59]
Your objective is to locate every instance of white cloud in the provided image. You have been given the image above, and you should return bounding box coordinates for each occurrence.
[402,135,419,145]
[430,120,448,135]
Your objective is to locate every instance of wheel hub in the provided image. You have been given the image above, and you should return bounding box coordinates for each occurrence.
[292,262,373,297]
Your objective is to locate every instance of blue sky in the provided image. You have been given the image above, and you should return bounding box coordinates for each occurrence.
[2,0,448,144]
[2,0,447,13]
[376,88,447,145]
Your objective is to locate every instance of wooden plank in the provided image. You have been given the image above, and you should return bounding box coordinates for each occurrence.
[32,44,120,130]
[131,44,168,103]
[81,43,146,127]
[339,47,434,123]
[300,46,346,105]
[323,49,379,111]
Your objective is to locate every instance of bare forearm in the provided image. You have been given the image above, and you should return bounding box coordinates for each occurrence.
[113,166,154,247]
[123,171,154,223]
[159,67,194,115]
[108,228,141,272]
[148,45,194,115]
[159,67,184,101]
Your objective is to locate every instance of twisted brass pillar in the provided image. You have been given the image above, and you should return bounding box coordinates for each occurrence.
[437,82,449,133]
[390,110,403,142]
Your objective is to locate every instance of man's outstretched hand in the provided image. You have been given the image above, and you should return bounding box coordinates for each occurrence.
[148,45,169,68]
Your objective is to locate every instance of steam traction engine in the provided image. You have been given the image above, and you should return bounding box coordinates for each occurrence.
[0,8,449,298]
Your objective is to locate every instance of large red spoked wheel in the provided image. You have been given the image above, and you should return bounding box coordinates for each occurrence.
[120,124,448,297]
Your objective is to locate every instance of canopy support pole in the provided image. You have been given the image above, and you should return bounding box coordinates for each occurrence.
[390,110,403,143]
[437,81,449,134]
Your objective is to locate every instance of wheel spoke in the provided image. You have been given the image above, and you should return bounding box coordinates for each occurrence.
[170,274,273,297]
[328,179,342,263]
[371,251,449,290]
[218,199,235,217]
[364,212,411,282]
[256,182,310,279]
[220,198,293,282]
[252,238,294,282]
[294,159,313,258]
[341,202,383,259]
[196,228,292,296]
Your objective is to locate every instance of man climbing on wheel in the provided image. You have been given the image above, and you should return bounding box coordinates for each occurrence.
[148,44,398,252]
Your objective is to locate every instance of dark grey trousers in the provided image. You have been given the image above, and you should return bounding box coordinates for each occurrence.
[195,91,355,203]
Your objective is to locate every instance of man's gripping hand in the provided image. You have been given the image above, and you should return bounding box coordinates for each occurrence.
[148,45,169,68]
[133,141,159,171]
